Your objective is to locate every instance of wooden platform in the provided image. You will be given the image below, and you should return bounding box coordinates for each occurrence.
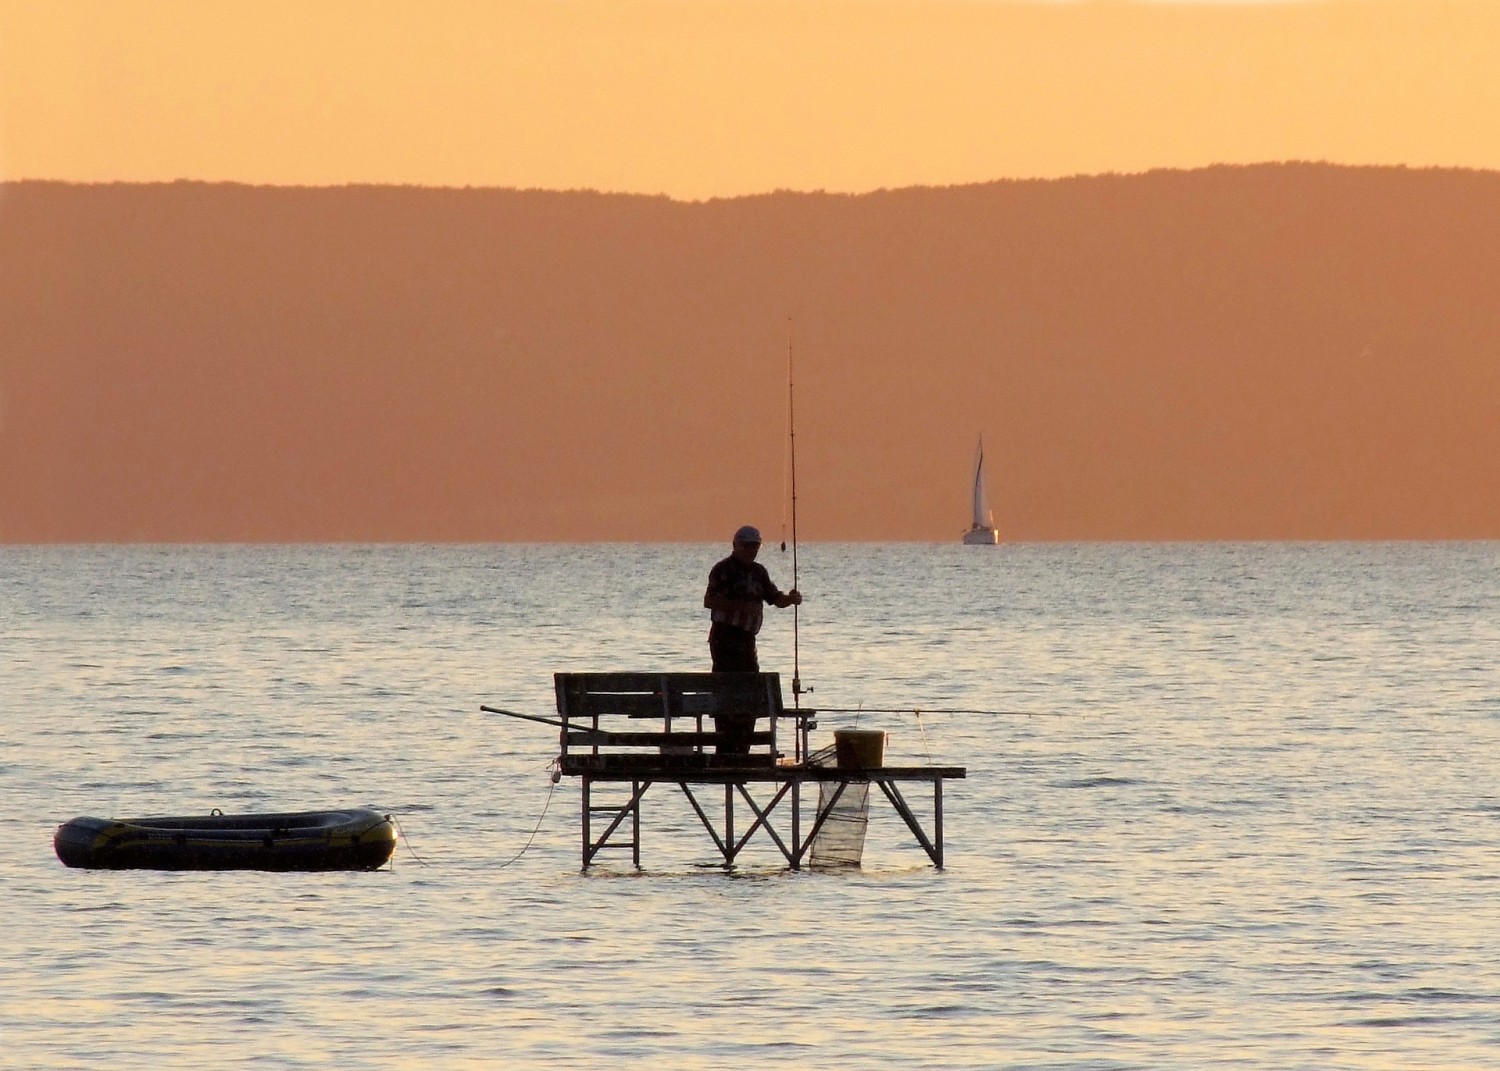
[547,672,966,870]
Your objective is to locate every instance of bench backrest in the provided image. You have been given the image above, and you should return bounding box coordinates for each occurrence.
[554,672,785,763]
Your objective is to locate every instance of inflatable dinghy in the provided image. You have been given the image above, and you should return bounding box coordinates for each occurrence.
[54,808,396,871]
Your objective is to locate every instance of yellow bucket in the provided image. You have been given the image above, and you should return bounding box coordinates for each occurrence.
[834,729,886,770]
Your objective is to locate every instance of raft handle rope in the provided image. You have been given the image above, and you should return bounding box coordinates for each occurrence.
[388,813,431,869]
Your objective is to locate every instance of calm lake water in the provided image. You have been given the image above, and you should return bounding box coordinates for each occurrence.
[3,542,1499,1069]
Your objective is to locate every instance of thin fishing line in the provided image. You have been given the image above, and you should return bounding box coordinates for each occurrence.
[912,709,933,765]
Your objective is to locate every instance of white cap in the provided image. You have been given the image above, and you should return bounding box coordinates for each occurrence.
[733,525,762,544]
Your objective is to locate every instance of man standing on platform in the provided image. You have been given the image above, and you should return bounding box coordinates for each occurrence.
[703,525,802,754]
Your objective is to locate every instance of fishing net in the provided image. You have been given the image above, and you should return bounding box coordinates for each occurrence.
[806,745,870,868]
[809,782,870,868]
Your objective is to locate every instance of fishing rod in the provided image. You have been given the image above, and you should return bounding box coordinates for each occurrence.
[480,705,568,729]
[787,323,801,699]
[812,706,1066,718]
[784,321,811,761]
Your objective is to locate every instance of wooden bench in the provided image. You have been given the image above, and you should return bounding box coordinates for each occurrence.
[554,672,786,774]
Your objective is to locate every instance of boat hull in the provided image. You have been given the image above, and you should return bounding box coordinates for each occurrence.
[962,526,1000,545]
[54,808,396,871]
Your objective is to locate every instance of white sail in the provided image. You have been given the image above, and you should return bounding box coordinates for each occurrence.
[971,439,992,528]
[962,435,1000,545]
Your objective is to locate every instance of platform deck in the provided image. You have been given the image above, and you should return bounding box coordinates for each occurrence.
[495,671,967,870]
[568,762,964,870]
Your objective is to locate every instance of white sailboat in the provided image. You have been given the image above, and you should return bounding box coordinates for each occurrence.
[961,436,1001,545]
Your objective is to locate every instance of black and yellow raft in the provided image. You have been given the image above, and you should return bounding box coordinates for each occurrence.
[54,808,396,871]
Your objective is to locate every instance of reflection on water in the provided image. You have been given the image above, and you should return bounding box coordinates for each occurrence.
[3,543,1499,1068]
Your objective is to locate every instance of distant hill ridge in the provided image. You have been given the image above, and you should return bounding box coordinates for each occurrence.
[2,163,1497,541]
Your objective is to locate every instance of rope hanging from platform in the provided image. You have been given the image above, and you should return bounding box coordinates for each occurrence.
[388,757,560,870]
[492,762,561,870]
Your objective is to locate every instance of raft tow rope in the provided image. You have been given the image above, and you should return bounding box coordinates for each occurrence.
[494,762,561,870]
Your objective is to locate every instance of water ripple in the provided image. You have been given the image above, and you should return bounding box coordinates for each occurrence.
[4,543,1500,1069]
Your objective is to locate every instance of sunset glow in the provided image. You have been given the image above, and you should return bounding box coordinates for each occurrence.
[3,2,1497,542]
[3,1,1498,199]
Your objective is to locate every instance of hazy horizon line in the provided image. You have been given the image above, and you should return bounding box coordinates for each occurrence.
[4,159,1493,204]
[3,538,1495,549]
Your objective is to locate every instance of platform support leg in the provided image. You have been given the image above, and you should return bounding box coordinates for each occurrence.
[581,778,650,870]
[581,776,592,870]
[632,779,642,869]
[934,778,944,870]
[723,783,735,865]
[790,779,802,871]
[875,778,946,869]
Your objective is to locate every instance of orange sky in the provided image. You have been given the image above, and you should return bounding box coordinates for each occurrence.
[4,1,1499,199]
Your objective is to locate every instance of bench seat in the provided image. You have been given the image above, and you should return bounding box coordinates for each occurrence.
[555,671,785,772]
